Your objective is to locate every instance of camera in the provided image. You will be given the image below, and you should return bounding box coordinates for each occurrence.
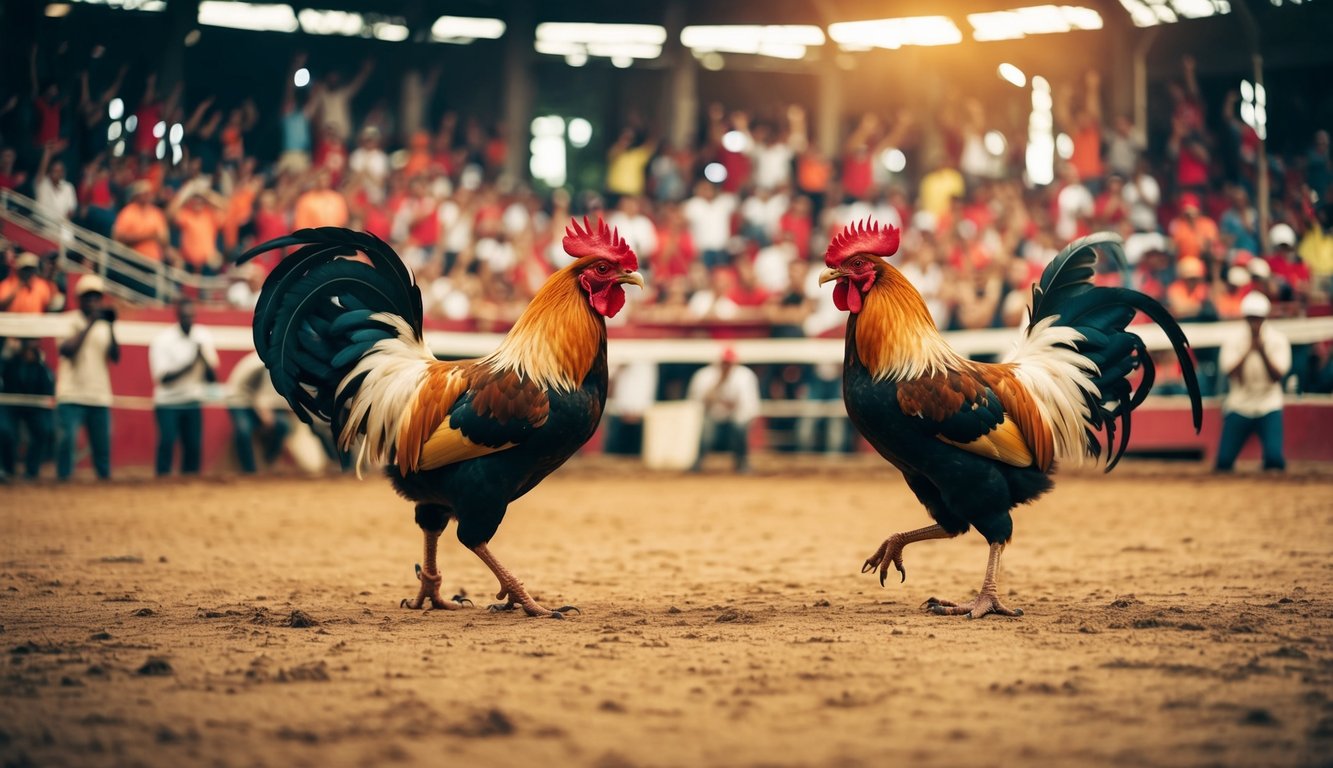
[100,306,117,323]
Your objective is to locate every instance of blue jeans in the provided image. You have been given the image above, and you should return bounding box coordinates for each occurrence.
[229,407,291,473]
[693,418,750,472]
[155,404,203,476]
[56,403,111,480]
[1214,410,1285,471]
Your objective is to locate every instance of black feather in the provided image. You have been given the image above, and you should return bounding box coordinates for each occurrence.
[1028,233,1204,471]
[238,228,424,435]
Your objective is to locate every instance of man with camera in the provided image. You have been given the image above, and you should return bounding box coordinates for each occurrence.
[55,275,119,480]
[149,297,218,476]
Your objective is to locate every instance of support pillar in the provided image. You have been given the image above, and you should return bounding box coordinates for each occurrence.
[501,0,535,184]
[816,54,843,159]
[663,0,696,150]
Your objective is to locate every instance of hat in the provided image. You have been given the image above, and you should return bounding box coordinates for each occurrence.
[75,275,106,296]
[1227,265,1252,288]
[1177,257,1205,279]
[720,346,739,364]
[1179,193,1201,212]
[1248,258,1272,279]
[1269,223,1296,248]
[15,252,39,269]
[1240,291,1271,318]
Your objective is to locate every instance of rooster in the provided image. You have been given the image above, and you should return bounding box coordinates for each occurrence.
[819,220,1203,618]
[237,220,643,618]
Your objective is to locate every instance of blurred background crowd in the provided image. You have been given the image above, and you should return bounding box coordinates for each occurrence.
[2,0,1332,476]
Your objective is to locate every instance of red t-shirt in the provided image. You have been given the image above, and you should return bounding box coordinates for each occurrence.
[35,97,61,146]
[841,152,874,201]
[1266,254,1310,290]
[134,100,161,155]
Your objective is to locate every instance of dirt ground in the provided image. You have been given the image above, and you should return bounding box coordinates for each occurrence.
[3,457,1332,768]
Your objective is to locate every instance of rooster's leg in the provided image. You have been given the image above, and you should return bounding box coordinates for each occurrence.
[862,524,956,585]
[471,543,578,619]
[923,542,1024,619]
[400,528,471,611]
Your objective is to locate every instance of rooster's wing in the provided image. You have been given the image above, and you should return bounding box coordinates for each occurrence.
[895,364,1053,471]
[396,361,551,475]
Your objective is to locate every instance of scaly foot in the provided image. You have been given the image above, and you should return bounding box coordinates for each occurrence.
[922,593,1023,619]
[861,534,909,585]
[400,564,472,611]
[486,586,579,619]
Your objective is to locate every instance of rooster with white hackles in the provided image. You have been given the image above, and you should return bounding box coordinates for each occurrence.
[820,219,1203,618]
[238,219,643,618]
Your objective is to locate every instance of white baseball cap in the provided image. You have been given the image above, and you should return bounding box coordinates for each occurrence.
[75,275,106,296]
[1269,223,1296,248]
[1240,291,1271,318]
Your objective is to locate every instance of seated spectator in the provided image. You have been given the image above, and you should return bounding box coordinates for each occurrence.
[1167,257,1215,321]
[1265,223,1311,302]
[1219,186,1260,255]
[0,252,57,313]
[682,180,737,269]
[1169,193,1218,263]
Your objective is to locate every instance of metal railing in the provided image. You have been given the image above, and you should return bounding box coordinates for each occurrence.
[0,188,232,306]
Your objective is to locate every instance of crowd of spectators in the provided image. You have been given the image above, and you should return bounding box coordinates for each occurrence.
[3,47,1333,475]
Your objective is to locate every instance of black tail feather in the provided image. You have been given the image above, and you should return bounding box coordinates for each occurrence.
[237,229,424,440]
[1029,234,1204,471]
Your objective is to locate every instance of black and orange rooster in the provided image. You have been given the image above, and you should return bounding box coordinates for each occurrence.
[237,220,642,618]
[819,220,1203,618]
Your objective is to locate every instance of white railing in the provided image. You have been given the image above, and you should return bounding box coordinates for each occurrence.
[0,188,232,305]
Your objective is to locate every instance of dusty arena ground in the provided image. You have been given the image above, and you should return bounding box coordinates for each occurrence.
[3,458,1332,768]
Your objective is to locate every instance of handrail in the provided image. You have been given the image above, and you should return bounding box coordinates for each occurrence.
[0,187,233,306]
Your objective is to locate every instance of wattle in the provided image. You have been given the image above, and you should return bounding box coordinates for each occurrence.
[833,280,863,314]
[591,283,626,317]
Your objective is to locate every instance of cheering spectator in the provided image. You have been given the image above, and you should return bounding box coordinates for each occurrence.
[1169,193,1218,263]
[34,143,77,224]
[55,276,118,481]
[310,59,374,143]
[168,179,227,275]
[149,298,218,477]
[1215,292,1290,472]
[682,179,737,269]
[226,351,291,474]
[1265,223,1311,302]
[293,169,349,230]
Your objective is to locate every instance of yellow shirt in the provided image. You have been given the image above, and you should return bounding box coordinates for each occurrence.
[606,146,655,197]
[917,168,965,219]
[1299,223,1333,280]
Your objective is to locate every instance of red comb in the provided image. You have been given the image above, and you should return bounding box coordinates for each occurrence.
[563,216,639,272]
[824,218,901,267]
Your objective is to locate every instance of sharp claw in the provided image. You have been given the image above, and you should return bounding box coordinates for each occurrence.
[548,611,565,620]
[452,595,473,607]
[897,564,906,584]
[556,605,580,614]
[399,598,410,608]
[879,570,887,587]
[861,561,875,574]
[414,563,423,581]
[930,605,949,616]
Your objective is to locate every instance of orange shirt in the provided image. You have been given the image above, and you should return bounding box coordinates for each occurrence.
[294,190,349,230]
[112,203,169,262]
[1169,216,1219,262]
[1071,124,1103,181]
[0,275,55,313]
[175,205,223,268]
[223,185,258,251]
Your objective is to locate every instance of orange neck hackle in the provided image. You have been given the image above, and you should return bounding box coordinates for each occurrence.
[485,262,605,392]
[854,263,962,382]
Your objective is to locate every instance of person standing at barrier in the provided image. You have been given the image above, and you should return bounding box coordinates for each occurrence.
[1,338,55,480]
[1214,292,1290,473]
[226,350,290,473]
[688,347,761,473]
[55,276,118,480]
[0,252,57,313]
[149,298,218,476]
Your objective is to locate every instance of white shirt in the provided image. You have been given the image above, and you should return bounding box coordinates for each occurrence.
[226,351,286,411]
[688,363,761,424]
[149,324,220,405]
[682,194,737,251]
[1056,183,1094,241]
[35,177,78,221]
[608,361,659,417]
[751,142,794,191]
[1220,323,1290,417]
[607,212,659,264]
[1123,174,1161,233]
[56,312,114,406]
[348,148,389,188]
[740,193,788,240]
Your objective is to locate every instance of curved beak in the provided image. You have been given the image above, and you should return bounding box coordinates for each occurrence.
[619,271,645,289]
[818,268,843,286]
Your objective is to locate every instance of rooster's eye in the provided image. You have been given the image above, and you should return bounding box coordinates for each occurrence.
[596,263,610,274]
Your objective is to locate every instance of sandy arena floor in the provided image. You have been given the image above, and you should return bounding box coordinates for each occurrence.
[2,458,1332,768]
